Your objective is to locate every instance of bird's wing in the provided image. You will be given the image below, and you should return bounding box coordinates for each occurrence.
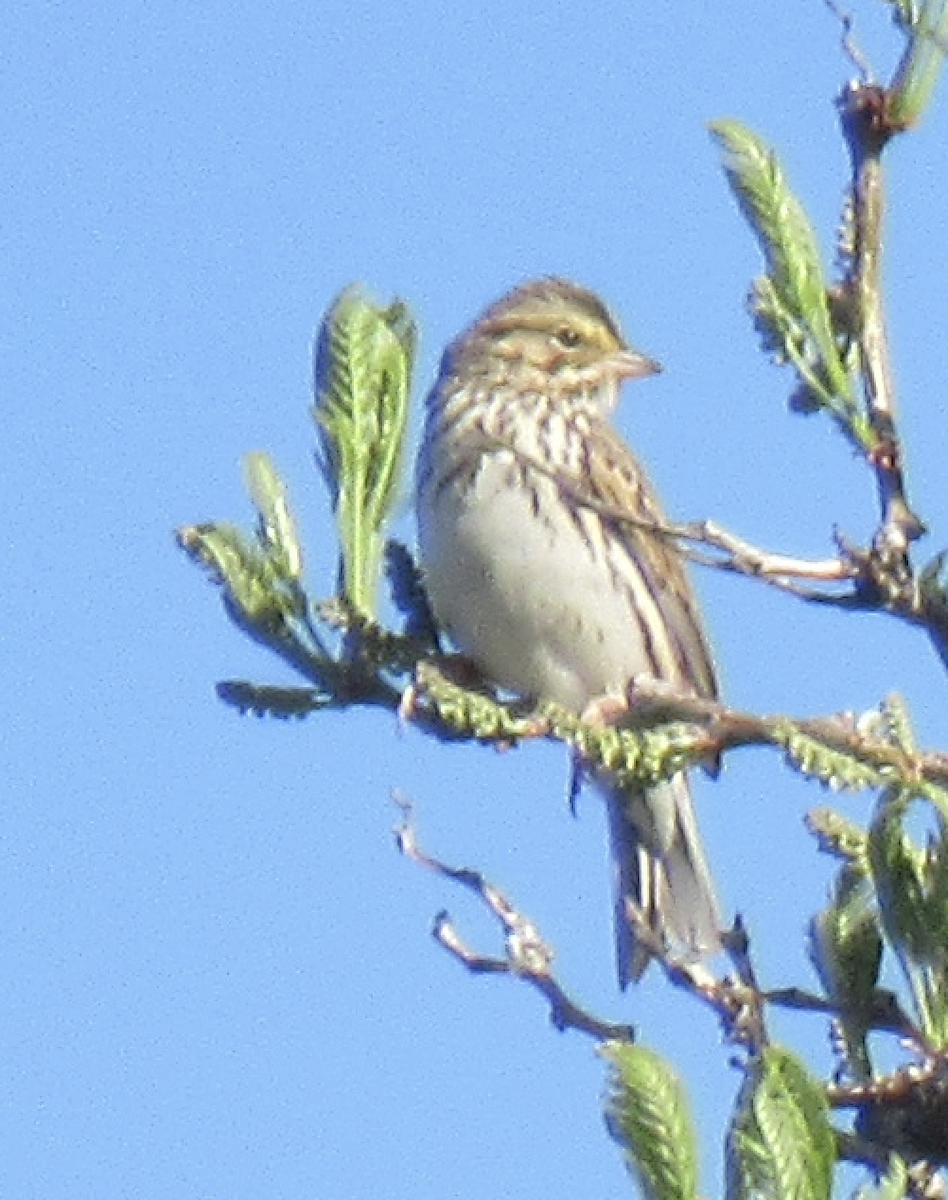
[554,417,719,701]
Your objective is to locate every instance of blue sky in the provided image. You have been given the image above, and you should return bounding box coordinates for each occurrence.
[4,2,948,1197]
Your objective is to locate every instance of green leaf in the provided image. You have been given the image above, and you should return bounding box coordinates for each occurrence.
[244,451,303,580]
[709,120,860,440]
[809,871,881,1001]
[414,662,543,742]
[216,681,330,719]
[868,786,948,1042]
[778,725,884,792]
[176,520,305,637]
[602,1042,699,1200]
[726,1046,835,1200]
[805,808,870,866]
[869,788,932,964]
[313,287,416,618]
[889,0,948,128]
[884,0,924,30]
[853,1155,910,1200]
[876,694,917,754]
[808,867,882,1079]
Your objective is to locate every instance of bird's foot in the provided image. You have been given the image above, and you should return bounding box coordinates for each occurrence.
[579,691,630,727]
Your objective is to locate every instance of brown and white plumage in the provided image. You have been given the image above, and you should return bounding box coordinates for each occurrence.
[416,278,720,985]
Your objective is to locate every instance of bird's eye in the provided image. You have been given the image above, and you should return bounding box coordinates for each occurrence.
[553,325,582,348]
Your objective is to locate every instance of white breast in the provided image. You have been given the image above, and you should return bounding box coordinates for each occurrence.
[419,452,653,713]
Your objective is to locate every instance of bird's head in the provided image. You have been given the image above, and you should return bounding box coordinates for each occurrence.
[442,278,661,407]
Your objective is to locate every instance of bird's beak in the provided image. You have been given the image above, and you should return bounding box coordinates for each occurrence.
[610,349,663,380]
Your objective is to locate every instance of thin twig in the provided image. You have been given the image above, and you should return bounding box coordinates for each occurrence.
[392,794,635,1043]
[491,438,859,596]
[625,909,770,1055]
[839,81,925,553]
[765,985,923,1041]
[823,0,874,82]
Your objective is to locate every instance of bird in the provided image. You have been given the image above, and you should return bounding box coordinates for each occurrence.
[415,277,721,986]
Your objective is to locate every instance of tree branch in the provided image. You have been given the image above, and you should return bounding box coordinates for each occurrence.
[839,81,925,553]
[393,795,635,1043]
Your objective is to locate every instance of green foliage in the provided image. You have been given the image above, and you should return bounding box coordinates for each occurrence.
[177,452,308,647]
[778,724,888,793]
[806,808,871,867]
[917,548,948,610]
[884,0,924,31]
[313,287,416,619]
[412,662,544,742]
[602,1042,699,1200]
[889,0,948,127]
[544,710,703,790]
[853,1156,910,1200]
[708,120,864,446]
[869,786,948,1043]
[726,1047,835,1200]
[808,868,883,1080]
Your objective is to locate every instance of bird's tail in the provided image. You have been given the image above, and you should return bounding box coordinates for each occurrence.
[606,775,721,987]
